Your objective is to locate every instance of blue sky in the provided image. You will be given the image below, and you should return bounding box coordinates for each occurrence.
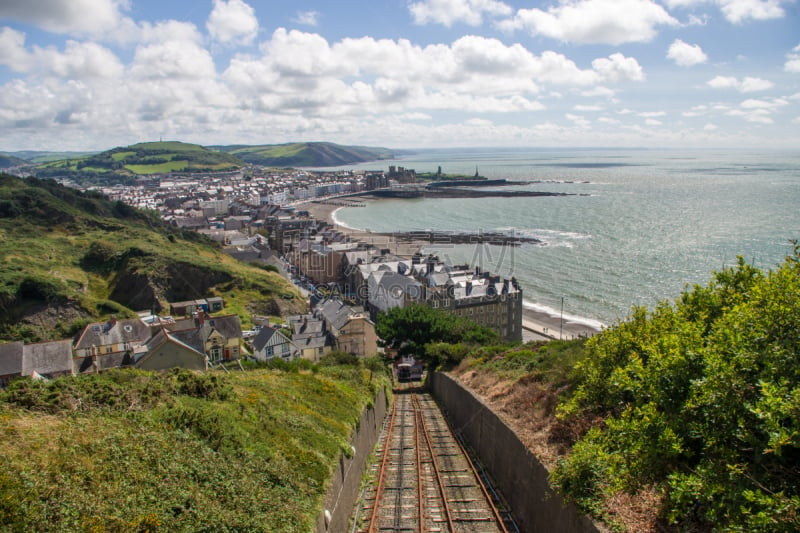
[0,0,798,151]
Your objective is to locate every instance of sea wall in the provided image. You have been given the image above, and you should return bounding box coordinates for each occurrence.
[315,385,388,533]
[428,372,600,533]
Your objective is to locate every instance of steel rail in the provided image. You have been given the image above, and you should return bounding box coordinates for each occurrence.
[434,397,510,533]
[366,391,399,533]
[413,393,457,533]
[414,393,426,532]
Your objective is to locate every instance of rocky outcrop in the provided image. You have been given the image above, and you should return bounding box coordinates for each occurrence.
[108,259,233,312]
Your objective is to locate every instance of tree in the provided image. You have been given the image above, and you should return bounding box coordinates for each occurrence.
[376,303,499,365]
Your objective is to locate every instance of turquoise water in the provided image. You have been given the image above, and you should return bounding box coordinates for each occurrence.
[329,149,800,326]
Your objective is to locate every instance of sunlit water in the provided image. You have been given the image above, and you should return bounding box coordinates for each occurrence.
[327,148,800,326]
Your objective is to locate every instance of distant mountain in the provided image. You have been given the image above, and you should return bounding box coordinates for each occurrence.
[0,154,28,168]
[33,141,244,185]
[0,174,303,342]
[212,142,395,167]
[4,151,98,164]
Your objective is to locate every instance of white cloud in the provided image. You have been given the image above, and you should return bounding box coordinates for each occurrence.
[662,0,788,24]
[409,0,512,27]
[207,0,259,46]
[591,53,644,82]
[0,27,123,79]
[739,77,774,92]
[498,0,677,45]
[727,108,773,123]
[645,118,662,125]
[220,31,651,123]
[786,44,800,73]
[704,123,718,130]
[293,11,320,27]
[574,104,604,111]
[639,111,666,117]
[719,0,785,24]
[707,75,773,92]
[707,75,738,89]
[0,0,124,36]
[39,40,124,79]
[740,97,787,109]
[465,117,494,126]
[0,26,30,72]
[130,41,216,80]
[579,86,615,97]
[566,113,591,127]
[399,112,432,120]
[667,39,708,66]
[683,105,708,117]
[722,97,788,124]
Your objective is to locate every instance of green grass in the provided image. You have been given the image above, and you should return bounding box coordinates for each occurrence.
[458,339,588,385]
[0,365,391,532]
[112,151,135,161]
[125,160,188,173]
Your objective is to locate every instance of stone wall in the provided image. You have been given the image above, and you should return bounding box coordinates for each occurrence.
[315,385,388,533]
[429,372,600,533]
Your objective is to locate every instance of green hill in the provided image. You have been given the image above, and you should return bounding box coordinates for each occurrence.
[0,174,304,342]
[33,141,244,185]
[214,141,394,167]
[0,154,27,168]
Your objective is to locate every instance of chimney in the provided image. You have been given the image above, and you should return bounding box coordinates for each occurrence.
[466,281,472,296]
[109,315,117,327]
[502,279,509,294]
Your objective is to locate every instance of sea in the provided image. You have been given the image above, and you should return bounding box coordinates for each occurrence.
[322,148,800,328]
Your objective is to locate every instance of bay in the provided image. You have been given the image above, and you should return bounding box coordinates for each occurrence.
[326,148,800,327]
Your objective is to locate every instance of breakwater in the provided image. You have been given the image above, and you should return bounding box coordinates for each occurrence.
[389,229,543,246]
[363,188,572,199]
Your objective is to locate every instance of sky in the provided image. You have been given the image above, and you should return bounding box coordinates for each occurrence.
[0,0,798,152]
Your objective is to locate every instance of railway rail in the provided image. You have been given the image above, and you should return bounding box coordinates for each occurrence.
[353,388,515,532]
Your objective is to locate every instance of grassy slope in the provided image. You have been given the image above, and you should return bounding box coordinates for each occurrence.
[0,175,303,341]
[0,365,391,532]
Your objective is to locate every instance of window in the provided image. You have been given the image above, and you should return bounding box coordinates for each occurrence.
[266,346,274,357]
[210,347,222,362]
[282,344,289,353]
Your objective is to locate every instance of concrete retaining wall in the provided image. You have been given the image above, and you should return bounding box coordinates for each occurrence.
[429,372,600,533]
[315,385,388,533]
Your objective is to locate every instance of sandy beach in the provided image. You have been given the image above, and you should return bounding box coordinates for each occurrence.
[299,198,603,342]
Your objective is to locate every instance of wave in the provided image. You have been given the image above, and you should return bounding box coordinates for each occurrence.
[523,300,606,330]
[495,227,591,248]
[331,207,367,231]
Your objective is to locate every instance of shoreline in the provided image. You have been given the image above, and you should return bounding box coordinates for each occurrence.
[298,197,604,341]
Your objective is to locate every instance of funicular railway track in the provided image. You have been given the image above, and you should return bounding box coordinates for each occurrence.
[355,388,513,533]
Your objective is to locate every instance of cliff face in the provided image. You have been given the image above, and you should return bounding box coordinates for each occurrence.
[108,260,233,312]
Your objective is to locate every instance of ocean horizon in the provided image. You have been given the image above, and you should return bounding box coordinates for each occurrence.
[325,148,800,327]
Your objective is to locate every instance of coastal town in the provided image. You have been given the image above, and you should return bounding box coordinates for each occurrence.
[0,163,562,385]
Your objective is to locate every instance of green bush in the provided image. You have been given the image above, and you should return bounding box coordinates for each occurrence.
[553,249,800,531]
